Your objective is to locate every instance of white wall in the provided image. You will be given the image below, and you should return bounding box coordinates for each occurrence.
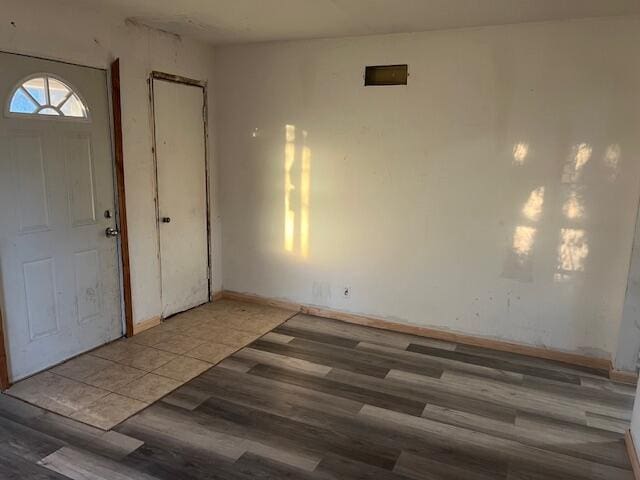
[3,2,639,362]
[0,0,222,326]
[615,205,640,371]
[214,16,640,359]
[631,381,640,452]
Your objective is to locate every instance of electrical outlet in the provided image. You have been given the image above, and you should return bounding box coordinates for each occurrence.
[343,286,351,298]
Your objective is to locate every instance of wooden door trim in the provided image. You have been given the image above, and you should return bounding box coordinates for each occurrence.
[149,71,212,314]
[0,308,9,389]
[110,59,134,338]
[151,71,206,88]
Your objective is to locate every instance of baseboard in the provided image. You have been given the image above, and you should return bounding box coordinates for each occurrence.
[301,304,611,373]
[610,368,639,386]
[626,430,640,479]
[212,290,224,302]
[222,290,300,312]
[220,290,611,373]
[132,316,161,335]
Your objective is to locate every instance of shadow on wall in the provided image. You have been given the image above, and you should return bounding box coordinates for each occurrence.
[503,140,621,283]
[283,124,311,259]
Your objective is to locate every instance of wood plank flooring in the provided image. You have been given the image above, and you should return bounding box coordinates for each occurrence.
[0,312,636,479]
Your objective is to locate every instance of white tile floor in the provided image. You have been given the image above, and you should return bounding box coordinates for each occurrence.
[6,299,294,430]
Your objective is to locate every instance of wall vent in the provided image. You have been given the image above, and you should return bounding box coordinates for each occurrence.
[364,64,408,86]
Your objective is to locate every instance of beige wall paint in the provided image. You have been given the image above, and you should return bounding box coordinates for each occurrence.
[214,17,640,359]
[0,0,222,325]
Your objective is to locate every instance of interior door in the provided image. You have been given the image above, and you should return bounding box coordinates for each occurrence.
[0,53,122,381]
[153,78,209,318]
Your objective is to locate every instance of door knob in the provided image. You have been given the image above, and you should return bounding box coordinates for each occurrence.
[161,217,171,223]
[105,227,120,237]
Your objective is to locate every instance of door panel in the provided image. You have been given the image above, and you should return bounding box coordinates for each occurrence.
[153,78,208,317]
[14,133,50,233]
[65,134,97,226]
[0,53,122,381]
[23,257,59,339]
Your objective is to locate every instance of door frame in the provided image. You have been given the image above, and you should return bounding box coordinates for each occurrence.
[110,59,134,339]
[0,53,132,389]
[149,71,212,317]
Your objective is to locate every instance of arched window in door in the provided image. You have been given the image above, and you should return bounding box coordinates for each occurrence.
[7,74,89,119]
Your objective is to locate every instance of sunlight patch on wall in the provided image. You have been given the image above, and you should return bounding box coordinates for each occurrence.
[512,142,529,165]
[557,228,589,273]
[502,184,545,282]
[522,187,545,222]
[574,143,592,171]
[604,144,621,182]
[555,143,592,281]
[513,226,537,259]
[562,143,592,183]
[284,125,296,253]
[300,131,311,259]
[283,124,311,259]
[562,189,584,220]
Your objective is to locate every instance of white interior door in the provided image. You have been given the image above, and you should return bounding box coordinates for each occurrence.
[153,78,209,318]
[0,53,122,381]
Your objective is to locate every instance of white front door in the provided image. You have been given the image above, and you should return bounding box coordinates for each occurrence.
[0,53,122,381]
[153,78,209,318]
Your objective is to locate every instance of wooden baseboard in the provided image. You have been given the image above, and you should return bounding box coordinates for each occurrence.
[212,291,224,302]
[301,304,611,373]
[610,368,639,386]
[132,316,161,335]
[222,290,300,312]
[221,290,611,373]
[0,308,9,390]
[626,430,640,479]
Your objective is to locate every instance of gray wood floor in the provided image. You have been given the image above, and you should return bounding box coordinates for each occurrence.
[0,313,636,479]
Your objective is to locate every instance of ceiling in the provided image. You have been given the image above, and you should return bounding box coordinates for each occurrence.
[93,0,640,45]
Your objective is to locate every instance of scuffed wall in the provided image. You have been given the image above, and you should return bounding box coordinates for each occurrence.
[0,0,222,326]
[214,17,640,358]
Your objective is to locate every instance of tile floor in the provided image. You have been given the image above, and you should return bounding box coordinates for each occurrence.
[6,299,294,430]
